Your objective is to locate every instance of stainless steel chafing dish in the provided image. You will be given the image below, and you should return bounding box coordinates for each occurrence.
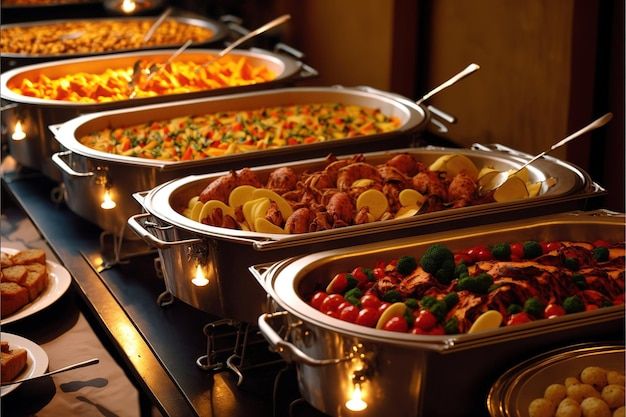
[0,47,316,180]
[51,86,428,237]
[127,146,604,324]
[0,16,229,69]
[252,211,625,417]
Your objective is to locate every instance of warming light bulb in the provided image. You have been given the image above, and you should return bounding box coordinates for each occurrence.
[345,384,367,412]
[12,121,26,141]
[101,189,117,209]
[192,264,209,287]
[121,0,136,13]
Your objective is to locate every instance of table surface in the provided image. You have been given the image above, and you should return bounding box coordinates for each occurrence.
[1,164,329,417]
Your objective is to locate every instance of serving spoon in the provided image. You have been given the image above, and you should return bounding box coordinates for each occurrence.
[416,63,480,105]
[480,112,613,193]
[142,7,173,43]
[0,358,99,387]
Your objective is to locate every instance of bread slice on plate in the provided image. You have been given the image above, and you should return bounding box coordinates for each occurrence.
[1,265,27,285]
[0,344,27,383]
[10,249,46,266]
[0,282,30,317]
[23,265,48,301]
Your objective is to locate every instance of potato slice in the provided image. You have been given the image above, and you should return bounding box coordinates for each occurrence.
[444,154,479,180]
[510,166,530,183]
[251,189,293,219]
[352,178,375,188]
[478,170,500,190]
[493,176,529,202]
[467,310,503,334]
[251,198,271,223]
[356,189,388,220]
[428,154,455,172]
[199,200,235,223]
[228,185,257,209]
[254,217,286,234]
[477,166,497,179]
[376,302,407,329]
[189,201,204,221]
[526,181,542,197]
[187,195,200,209]
[398,189,425,207]
[243,197,268,229]
[395,205,420,219]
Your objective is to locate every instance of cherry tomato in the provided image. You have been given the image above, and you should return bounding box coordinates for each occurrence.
[593,239,610,248]
[337,301,352,312]
[413,309,437,331]
[351,266,370,284]
[382,316,408,332]
[585,304,599,311]
[544,241,563,252]
[360,294,382,310]
[544,303,566,318]
[310,291,328,310]
[506,311,532,326]
[428,325,445,335]
[339,305,360,323]
[411,326,428,335]
[327,273,349,294]
[320,294,345,313]
[454,253,474,265]
[510,242,524,259]
[377,302,391,316]
[325,309,340,319]
[355,307,379,327]
[466,246,487,262]
[373,267,385,280]
[475,247,493,262]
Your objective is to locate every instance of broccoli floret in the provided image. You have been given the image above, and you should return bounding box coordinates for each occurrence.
[507,304,523,315]
[345,287,362,306]
[420,295,437,309]
[420,244,456,284]
[456,273,494,294]
[382,289,402,303]
[564,257,580,271]
[443,292,459,310]
[592,246,609,262]
[455,262,469,279]
[397,256,418,275]
[523,241,543,259]
[429,300,448,322]
[404,298,419,309]
[563,295,585,314]
[491,243,511,261]
[523,297,544,318]
[444,317,459,334]
[571,273,587,289]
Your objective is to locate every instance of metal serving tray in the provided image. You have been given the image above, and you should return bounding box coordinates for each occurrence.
[254,211,625,417]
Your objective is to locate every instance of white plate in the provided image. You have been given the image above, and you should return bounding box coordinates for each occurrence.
[1,246,72,325]
[0,332,49,397]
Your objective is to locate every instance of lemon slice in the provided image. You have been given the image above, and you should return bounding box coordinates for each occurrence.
[444,154,479,180]
[254,217,286,234]
[199,200,235,223]
[189,201,204,221]
[376,302,407,329]
[511,167,530,183]
[493,176,529,202]
[251,198,271,222]
[187,195,200,209]
[478,170,501,190]
[352,178,375,188]
[252,188,293,219]
[243,197,268,228]
[399,189,425,207]
[182,208,191,218]
[395,205,420,219]
[477,166,497,179]
[229,185,257,209]
[428,154,455,172]
[356,189,388,220]
[526,181,542,197]
[467,310,503,334]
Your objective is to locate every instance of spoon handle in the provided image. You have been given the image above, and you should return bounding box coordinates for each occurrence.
[1,358,99,387]
[143,7,173,43]
[519,112,613,170]
[416,63,480,105]
[218,14,291,58]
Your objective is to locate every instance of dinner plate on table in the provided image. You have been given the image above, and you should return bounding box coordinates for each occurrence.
[0,332,49,397]
[1,246,72,325]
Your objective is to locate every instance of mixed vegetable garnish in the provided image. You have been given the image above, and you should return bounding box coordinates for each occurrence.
[308,239,625,335]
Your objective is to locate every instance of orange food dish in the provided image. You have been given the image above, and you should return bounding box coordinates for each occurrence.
[8,56,277,103]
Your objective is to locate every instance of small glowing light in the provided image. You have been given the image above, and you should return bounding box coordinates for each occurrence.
[101,189,117,209]
[12,121,26,141]
[192,264,209,287]
[121,0,136,13]
[345,384,367,412]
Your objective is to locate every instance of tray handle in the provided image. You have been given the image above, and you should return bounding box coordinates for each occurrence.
[273,43,319,79]
[248,263,275,289]
[127,213,202,249]
[48,123,63,137]
[51,151,94,178]
[258,311,351,367]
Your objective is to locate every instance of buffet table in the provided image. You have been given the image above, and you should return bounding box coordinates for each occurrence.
[1,159,331,417]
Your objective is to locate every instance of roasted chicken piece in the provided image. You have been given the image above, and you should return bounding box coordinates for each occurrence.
[199,168,262,203]
[266,167,298,195]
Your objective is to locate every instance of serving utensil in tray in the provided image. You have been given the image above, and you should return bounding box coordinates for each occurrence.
[253,210,625,417]
[127,146,604,323]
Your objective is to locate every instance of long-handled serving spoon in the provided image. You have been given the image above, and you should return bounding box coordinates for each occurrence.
[1,358,100,387]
